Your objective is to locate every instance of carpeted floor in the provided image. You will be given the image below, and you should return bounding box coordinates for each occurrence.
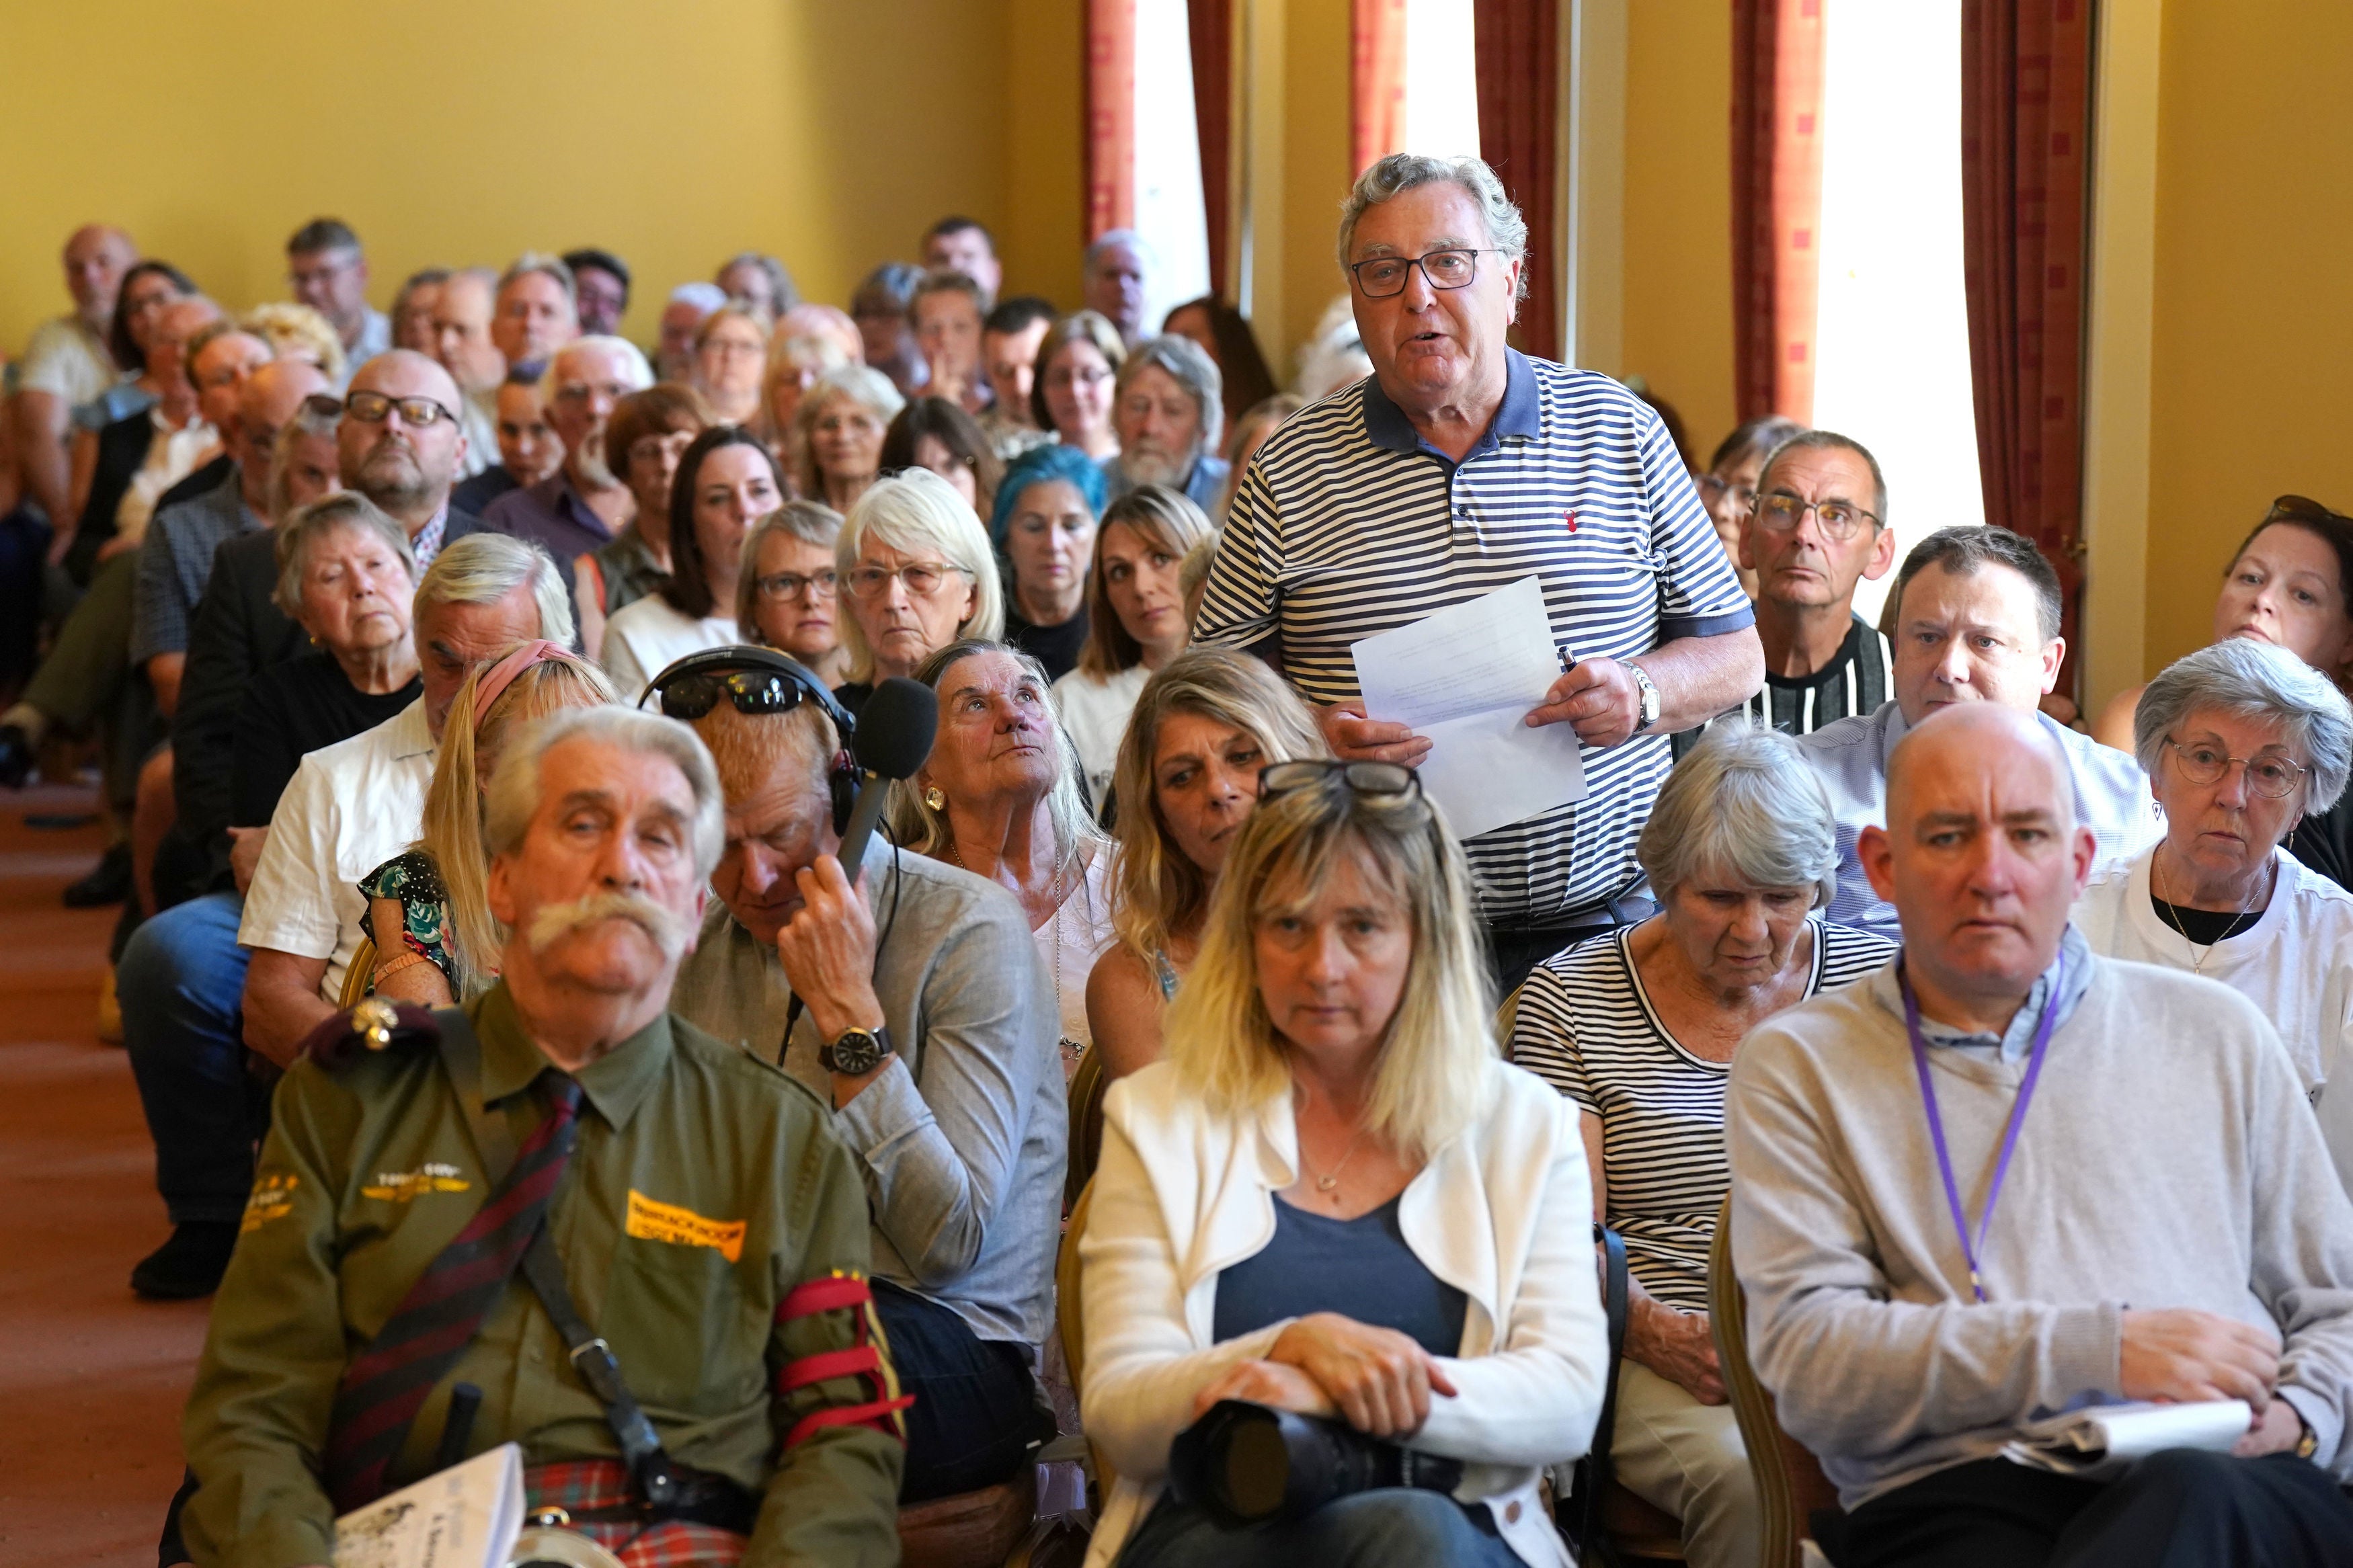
[0,786,208,1568]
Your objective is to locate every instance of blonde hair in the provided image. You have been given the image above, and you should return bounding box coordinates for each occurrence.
[1163,768,1496,1162]
[834,468,1003,683]
[420,647,619,997]
[1108,648,1326,964]
[1077,483,1218,679]
[242,301,347,385]
[793,365,906,500]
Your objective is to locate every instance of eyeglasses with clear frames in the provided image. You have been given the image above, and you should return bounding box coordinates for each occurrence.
[846,560,971,601]
[344,391,458,428]
[1752,492,1882,542]
[756,569,839,603]
[1348,249,1501,299]
[2163,737,2309,800]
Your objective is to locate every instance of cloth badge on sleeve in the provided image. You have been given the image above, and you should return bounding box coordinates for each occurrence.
[241,1172,299,1233]
[625,1190,746,1263]
[360,1162,472,1202]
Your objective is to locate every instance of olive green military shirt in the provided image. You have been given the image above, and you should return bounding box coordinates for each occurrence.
[181,985,903,1568]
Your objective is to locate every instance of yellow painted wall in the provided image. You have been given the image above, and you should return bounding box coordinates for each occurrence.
[1619,0,1737,460]
[0,0,1082,351]
[2140,0,2353,673]
[1277,0,1356,383]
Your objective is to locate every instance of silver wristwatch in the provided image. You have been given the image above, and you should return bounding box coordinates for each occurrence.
[1628,663,1661,733]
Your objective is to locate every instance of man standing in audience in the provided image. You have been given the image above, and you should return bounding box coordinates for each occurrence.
[491,252,581,378]
[562,245,632,337]
[909,272,991,416]
[452,369,563,518]
[1728,702,2353,1564]
[1082,229,1150,346]
[1195,153,1762,991]
[921,216,1002,307]
[180,706,904,1565]
[13,224,137,527]
[978,294,1055,459]
[654,281,726,383]
[1800,524,2155,939]
[1101,334,1227,510]
[286,218,391,372]
[430,266,506,477]
[666,667,1064,1503]
[1679,429,1896,758]
[483,336,651,562]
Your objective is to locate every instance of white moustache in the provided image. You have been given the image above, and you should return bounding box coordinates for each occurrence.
[526,891,689,960]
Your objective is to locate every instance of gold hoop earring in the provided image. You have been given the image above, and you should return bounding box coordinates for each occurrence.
[924,786,947,812]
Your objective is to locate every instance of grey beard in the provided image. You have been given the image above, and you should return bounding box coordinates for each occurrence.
[525,891,690,961]
[1120,442,1197,487]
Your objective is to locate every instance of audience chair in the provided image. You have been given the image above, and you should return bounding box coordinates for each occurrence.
[897,1483,1039,1568]
[1710,1196,1839,1568]
[337,938,375,1010]
[1065,1047,1109,1212]
[1494,983,1522,1061]
[1057,1179,1116,1497]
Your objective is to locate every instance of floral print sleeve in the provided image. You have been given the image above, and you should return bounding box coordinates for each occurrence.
[358,850,457,994]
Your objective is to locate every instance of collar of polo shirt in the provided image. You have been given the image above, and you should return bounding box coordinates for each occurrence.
[1361,347,1542,464]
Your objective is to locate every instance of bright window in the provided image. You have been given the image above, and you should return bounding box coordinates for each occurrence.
[1131,0,1213,331]
[1402,0,1482,161]
[1811,0,1985,628]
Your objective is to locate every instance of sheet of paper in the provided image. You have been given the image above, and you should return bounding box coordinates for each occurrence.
[1352,577,1587,839]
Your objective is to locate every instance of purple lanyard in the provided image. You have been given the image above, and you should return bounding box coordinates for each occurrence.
[1899,954,2065,1305]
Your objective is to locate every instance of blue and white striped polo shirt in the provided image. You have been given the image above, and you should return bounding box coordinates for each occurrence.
[1194,350,1755,927]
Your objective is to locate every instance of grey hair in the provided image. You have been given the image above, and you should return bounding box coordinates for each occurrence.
[483,706,725,881]
[2134,638,2353,815]
[1637,723,1842,908]
[1759,429,1889,525]
[266,393,344,521]
[272,493,417,617]
[884,638,1107,864]
[537,334,653,405]
[1116,334,1226,449]
[1084,229,1153,270]
[499,250,575,304]
[833,468,1003,683]
[414,532,576,649]
[734,501,844,634]
[1337,153,1529,301]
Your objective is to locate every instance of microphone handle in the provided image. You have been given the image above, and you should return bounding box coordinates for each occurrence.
[834,768,893,881]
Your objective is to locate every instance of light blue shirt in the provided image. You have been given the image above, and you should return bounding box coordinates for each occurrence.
[1800,700,2161,940]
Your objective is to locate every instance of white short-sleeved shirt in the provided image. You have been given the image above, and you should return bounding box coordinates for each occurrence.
[600,595,739,702]
[2073,843,2353,1192]
[17,316,117,407]
[238,698,436,1003]
[1050,663,1150,811]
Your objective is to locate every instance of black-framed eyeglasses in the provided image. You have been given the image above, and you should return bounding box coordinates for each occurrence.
[1259,759,1424,802]
[755,569,838,603]
[653,669,826,722]
[1753,491,1882,542]
[300,393,345,420]
[345,390,458,428]
[2163,737,2309,800]
[1347,249,1500,299]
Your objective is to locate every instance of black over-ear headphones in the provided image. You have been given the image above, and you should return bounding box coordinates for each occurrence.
[642,645,863,834]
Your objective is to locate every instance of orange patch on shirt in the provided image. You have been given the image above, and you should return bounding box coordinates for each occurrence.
[625,1189,746,1263]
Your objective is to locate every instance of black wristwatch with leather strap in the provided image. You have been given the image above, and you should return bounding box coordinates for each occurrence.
[820,1024,893,1077]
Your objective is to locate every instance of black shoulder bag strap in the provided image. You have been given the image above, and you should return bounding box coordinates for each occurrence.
[435,1007,682,1514]
[1566,1222,1632,1565]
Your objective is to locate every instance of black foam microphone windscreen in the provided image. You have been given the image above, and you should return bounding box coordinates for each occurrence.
[836,677,941,876]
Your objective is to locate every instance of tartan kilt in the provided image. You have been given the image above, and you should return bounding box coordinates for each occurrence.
[525,1458,750,1568]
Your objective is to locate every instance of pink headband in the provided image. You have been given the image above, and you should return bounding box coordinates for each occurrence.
[470,640,576,731]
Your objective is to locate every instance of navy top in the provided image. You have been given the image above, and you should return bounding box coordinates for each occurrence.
[1212,1193,1467,1358]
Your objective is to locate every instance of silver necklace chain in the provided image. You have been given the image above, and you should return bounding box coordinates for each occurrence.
[2153,850,2268,976]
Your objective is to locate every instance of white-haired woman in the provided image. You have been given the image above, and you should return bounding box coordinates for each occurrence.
[891,639,1109,1079]
[834,468,1003,715]
[362,642,618,1005]
[1052,482,1218,809]
[1080,760,1607,1568]
[1086,648,1326,1078]
[1509,725,1896,1568]
[795,364,904,513]
[2074,636,2353,1190]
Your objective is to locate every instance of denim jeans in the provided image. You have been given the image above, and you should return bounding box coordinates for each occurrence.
[871,1278,1052,1503]
[120,891,261,1225]
[1116,1487,1525,1568]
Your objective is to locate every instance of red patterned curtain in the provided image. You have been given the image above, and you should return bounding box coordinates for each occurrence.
[1188,0,1233,296]
[1473,0,1562,362]
[1962,0,2094,670]
[1351,0,1408,178]
[1086,0,1138,239]
[1730,0,1827,422]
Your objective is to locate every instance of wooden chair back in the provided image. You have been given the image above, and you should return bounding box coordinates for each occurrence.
[1058,1180,1116,1494]
[1709,1195,1840,1568]
[1065,1046,1109,1213]
[337,938,375,1010]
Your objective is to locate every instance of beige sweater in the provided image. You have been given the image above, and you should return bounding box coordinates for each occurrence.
[1726,946,2353,1508]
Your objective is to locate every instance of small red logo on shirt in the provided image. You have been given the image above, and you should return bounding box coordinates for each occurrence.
[1564,511,1580,532]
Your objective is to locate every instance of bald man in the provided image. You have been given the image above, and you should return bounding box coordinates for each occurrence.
[1727,704,2353,1567]
[11,224,136,526]
[429,267,505,479]
[1800,524,2158,938]
[337,350,478,570]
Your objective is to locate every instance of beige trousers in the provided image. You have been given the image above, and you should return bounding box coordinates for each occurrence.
[1609,1357,1763,1568]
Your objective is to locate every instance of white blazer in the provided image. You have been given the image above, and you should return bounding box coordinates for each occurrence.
[1076,1057,1608,1567]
